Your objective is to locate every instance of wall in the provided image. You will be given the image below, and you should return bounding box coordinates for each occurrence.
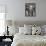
[14,0,46,21]
[0,0,46,21]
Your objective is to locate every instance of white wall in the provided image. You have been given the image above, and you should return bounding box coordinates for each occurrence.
[0,0,46,21]
[14,0,46,21]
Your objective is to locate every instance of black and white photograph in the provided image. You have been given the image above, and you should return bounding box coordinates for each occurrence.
[25,3,36,17]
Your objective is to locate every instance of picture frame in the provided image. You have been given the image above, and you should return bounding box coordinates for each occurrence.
[25,3,36,17]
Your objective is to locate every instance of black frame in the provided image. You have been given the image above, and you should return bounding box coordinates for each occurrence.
[25,3,36,17]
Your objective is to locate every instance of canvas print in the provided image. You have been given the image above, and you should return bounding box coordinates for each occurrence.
[25,3,36,17]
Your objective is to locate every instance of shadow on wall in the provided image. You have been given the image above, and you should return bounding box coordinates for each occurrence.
[5,20,46,27]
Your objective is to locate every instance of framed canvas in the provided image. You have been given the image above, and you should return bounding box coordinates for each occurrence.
[25,3,36,17]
